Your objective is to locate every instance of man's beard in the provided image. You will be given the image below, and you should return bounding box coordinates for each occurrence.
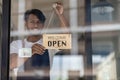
[28,29,43,36]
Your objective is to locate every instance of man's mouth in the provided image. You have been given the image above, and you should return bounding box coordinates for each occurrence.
[33,29,39,31]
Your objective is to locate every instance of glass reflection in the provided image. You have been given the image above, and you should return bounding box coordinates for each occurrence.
[9,0,120,80]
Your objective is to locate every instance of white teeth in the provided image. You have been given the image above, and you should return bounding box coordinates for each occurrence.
[33,29,39,31]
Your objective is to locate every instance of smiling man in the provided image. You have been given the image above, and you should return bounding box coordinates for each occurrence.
[10,2,69,80]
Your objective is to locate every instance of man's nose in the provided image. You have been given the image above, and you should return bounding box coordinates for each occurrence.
[34,23,38,28]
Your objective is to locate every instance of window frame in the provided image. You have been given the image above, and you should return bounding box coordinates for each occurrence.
[1,0,11,80]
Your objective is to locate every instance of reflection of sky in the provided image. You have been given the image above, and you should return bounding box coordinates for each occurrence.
[50,55,84,80]
[92,55,106,64]
[50,55,106,80]
[92,41,114,56]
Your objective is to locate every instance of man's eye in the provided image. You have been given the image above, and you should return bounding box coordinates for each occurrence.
[37,21,41,24]
[30,21,34,23]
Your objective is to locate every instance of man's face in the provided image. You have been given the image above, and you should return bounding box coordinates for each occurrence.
[25,14,44,31]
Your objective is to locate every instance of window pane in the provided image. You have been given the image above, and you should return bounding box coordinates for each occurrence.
[91,0,119,80]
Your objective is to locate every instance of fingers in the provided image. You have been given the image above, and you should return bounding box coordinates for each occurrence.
[53,2,62,8]
[33,44,45,50]
[53,2,63,15]
[53,2,63,9]
[55,2,62,5]
[32,44,46,55]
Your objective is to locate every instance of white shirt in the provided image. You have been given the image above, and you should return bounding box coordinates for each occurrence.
[10,38,59,68]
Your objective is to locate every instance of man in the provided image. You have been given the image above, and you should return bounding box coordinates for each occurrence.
[10,2,68,80]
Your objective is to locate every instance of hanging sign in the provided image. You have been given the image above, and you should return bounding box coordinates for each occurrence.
[43,34,71,49]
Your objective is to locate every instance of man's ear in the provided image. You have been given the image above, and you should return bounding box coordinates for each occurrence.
[24,21,27,26]
[24,22,28,30]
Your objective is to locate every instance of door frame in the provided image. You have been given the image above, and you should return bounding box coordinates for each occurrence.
[0,0,92,80]
[1,0,11,80]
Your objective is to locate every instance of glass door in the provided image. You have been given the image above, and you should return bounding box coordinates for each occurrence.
[2,0,93,80]
[9,0,92,80]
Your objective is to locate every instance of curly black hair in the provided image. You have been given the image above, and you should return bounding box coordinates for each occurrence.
[24,9,46,24]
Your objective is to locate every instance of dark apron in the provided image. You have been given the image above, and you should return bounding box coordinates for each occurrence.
[17,49,50,80]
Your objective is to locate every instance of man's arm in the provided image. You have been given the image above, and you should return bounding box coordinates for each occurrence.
[53,2,69,33]
[10,53,29,70]
[53,2,70,52]
[10,53,18,69]
[10,43,46,70]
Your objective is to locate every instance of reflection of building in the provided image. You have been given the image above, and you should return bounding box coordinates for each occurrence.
[95,52,117,80]
[51,55,84,80]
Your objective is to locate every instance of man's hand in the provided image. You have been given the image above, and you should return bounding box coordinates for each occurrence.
[32,43,46,55]
[53,2,64,15]
[53,2,69,33]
